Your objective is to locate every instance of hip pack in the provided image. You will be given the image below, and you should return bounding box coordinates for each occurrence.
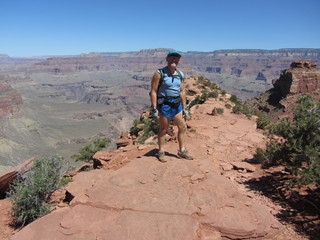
[158,97,181,108]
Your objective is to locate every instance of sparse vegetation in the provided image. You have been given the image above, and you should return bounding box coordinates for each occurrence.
[71,138,110,162]
[130,117,159,144]
[189,128,196,132]
[197,76,220,90]
[225,103,232,109]
[255,95,320,185]
[186,90,196,96]
[208,90,219,98]
[230,94,253,118]
[232,102,253,118]
[255,112,270,129]
[230,94,239,104]
[7,155,69,227]
[215,108,224,114]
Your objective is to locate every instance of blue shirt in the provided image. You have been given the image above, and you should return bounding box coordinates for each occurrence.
[157,67,185,97]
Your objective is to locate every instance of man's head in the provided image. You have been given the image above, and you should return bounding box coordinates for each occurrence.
[166,50,181,68]
[167,50,181,58]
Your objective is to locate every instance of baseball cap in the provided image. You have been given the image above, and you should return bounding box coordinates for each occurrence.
[167,50,181,58]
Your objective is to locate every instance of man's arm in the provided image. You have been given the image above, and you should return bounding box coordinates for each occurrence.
[180,80,187,109]
[180,80,191,120]
[150,72,161,108]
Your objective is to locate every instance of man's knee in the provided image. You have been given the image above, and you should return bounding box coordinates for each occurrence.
[177,124,186,133]
[158,124,168,135]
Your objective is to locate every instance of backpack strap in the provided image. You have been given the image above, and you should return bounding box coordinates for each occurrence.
[157,68,184,91]
[157,68,165,91]
[176,69,184,82]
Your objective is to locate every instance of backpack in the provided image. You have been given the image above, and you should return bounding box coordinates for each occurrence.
[157,68,184,91]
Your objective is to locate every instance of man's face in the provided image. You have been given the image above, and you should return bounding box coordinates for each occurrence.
[166,56,180,67]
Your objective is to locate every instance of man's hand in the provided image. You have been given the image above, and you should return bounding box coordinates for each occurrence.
[183,109,191,120]
[150,107,159,119]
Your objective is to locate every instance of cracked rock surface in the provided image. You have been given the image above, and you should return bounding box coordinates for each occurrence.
[11,97,302,240]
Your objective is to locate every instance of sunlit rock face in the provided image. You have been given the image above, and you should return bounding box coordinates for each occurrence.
[0,82,23,116]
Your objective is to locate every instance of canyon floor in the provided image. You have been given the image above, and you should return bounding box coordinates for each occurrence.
[1,97,317,240]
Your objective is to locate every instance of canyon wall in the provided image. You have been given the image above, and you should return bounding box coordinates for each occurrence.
[0,48,319,170]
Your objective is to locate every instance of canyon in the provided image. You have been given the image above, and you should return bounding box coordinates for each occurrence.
[0,48,319,172]
[0,59,319,239]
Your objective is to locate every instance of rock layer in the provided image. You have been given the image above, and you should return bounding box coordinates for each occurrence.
[246,60,320,121]
[272,60,320,97]
[0,83,23,116]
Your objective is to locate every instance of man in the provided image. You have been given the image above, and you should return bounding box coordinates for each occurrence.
[149,50,193,162]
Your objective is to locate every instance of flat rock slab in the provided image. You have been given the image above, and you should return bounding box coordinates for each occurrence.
[12,158,283,240]
[12,100,286,240]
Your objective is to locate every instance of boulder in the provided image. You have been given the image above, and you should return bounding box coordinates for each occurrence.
[0,158,34,197]
[272,60,320,97]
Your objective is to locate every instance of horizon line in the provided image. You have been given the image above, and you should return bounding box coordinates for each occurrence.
[1,47,320,59]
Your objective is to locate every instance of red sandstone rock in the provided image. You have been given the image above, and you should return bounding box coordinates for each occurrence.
[116,137,131,148]
[11,98,297,240]
[0,158,34,196]
[272,60,320,96]
[231,161,256,172]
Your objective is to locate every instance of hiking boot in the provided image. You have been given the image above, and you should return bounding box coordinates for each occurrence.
[157,150,166,162]
[177,149,193,160]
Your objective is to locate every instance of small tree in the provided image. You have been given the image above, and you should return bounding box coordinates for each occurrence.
[255,112,270,129]
[71,138,110,162]
[256,95,320,185]
[8,155,69,227]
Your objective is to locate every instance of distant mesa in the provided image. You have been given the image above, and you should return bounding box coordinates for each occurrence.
[0,54,10,59]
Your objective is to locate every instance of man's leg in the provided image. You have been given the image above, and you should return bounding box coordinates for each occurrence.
[174,112,193,160]
[173,112,186,151]
[158,114,169,151]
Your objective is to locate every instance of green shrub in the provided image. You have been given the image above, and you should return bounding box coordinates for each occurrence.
[188,95,202,109]
[137,118,160,144]
[215,108,224,114]
[197,76,205,83]
[71,138,110,162]
[257,95,320,185]
[225,103,232,109]
[208,90,219,98]
[199,92,209,103]
[203,80,218,90]
[196,76,219,90]
[130,117,159,144]
[255,112,270,129]
[186,90,196,96]
[254,147,267,163]
[230,94,239,104]
[8,155,69,227]
[201,89,209,94]
[232,103,253,117]
[130,119,143,136]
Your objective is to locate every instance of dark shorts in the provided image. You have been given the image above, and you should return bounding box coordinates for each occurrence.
[158,98,183,119]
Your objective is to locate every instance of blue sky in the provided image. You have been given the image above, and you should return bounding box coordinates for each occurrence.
[1,0,319,57]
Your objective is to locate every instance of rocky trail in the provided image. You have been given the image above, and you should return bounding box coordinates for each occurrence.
[2,96,309,240]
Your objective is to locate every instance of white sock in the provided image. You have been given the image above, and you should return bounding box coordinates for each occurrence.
[180,147,186,152]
